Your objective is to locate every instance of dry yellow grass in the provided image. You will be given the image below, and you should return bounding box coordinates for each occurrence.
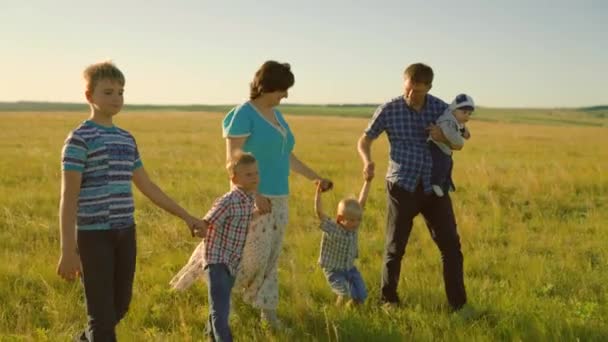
[0,111,606,341]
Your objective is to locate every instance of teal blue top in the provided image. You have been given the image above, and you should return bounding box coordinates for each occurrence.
[222,102,295,196]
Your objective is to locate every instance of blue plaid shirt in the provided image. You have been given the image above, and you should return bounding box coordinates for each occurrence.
[364,94,448,193]
[318,218,358,271]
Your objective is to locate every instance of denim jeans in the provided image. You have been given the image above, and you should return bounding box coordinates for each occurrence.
[206,263,236,342]
[77,226,136,342]
[323,266,368,302]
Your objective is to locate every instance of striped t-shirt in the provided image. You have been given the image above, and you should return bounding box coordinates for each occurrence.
[61,120,143,230]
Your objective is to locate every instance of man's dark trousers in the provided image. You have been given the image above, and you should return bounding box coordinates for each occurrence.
[381,181,466,309]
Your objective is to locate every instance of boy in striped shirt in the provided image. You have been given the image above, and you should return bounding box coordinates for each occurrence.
[57,61,204,341]
[315,178,371,306]
[191,152,259,342]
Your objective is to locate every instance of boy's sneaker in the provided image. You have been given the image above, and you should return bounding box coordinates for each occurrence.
[432,185,444,197]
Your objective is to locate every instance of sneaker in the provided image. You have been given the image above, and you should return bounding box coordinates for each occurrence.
[432,185,444,197]
[335,295,347,307]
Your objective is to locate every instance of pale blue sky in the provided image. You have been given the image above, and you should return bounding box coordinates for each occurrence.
[2,0,606,107]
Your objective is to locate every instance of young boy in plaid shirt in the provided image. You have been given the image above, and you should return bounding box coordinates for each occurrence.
[192,152,259,342]
[314,178,371,306]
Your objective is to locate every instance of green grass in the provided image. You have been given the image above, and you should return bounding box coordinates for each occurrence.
[1,111,607,341]
[470,108,608,127]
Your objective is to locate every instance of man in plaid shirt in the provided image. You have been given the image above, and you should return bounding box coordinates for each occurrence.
[357,63,468,312]
[193,152,259,342]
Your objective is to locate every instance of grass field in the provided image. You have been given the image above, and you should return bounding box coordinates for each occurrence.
[1,109,607,341]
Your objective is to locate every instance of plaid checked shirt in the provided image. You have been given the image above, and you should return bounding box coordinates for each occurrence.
[318,218,358,271]
[203,187,255,275]
[364,94,448,193]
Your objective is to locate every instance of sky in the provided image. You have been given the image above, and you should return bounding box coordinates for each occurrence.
[1,0,606,108]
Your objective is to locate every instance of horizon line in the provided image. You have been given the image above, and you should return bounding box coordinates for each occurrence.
[1,100,607,111]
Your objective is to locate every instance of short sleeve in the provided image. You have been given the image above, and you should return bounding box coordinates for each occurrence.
[319,218,341,234]
[61,132,88,172]
[223,106,253,138]
[364,104,387,139]
[132,136,143,171]
[204,194,232,228]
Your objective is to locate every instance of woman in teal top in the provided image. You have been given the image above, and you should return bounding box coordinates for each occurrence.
[223,101,294,197]
[223,61,332,328]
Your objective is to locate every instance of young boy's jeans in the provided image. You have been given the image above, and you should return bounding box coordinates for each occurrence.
[323,266,368,302]
[77,225,137,342]
[206,263,235,342]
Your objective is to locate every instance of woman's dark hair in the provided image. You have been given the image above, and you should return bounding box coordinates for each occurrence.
[250,61,295,100]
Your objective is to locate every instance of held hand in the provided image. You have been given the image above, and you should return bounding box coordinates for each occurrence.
[314,181,326,219]
[427,123,445,141]
[363,161,375,181]
[57,251,81,281]
[250,208,261,231]
[315,180,324,194]
[252,208,261,221]
[255,193,272,214]
[185,215,204,237]
[193,226,207,238]
[191,218,208,238]
[184,215,197,237]
[317,178,333,192]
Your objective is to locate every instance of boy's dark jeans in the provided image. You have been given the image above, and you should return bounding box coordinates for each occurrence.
[381,182,467,310]
[206,263,236,342]
[429,142,454,192]
[77,226,136,342]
